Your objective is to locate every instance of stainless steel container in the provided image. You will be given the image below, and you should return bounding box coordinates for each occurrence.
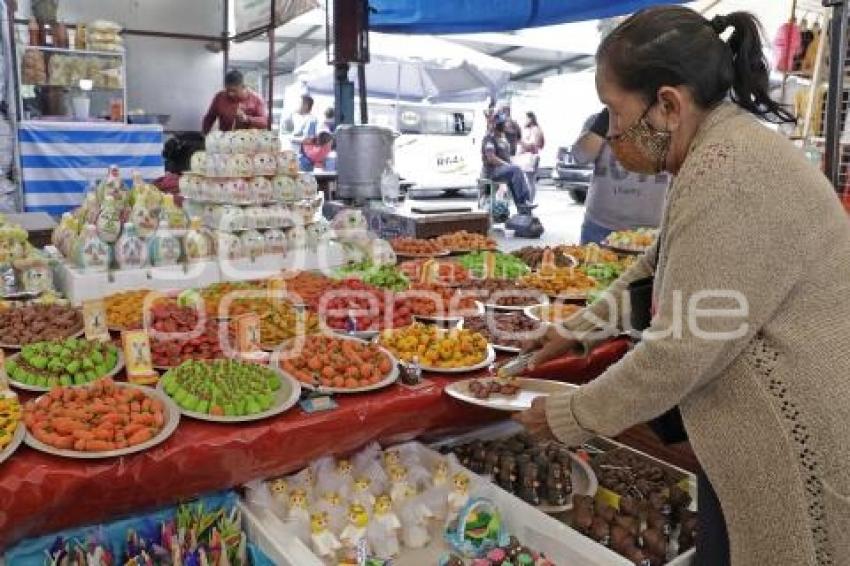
[335,125,395,202]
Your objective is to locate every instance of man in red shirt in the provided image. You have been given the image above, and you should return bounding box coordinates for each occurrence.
[201,70,268,134]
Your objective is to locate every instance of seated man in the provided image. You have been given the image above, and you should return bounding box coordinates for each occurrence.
[481,114,535,216]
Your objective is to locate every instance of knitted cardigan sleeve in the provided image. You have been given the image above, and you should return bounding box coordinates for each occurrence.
[560,244,656,345]
[546,142,805,445]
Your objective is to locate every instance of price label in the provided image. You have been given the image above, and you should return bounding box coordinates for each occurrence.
[237,313,261,353]
[483,251,496,279]
[420,259,439,284]
[122,330,158,385]
[82,299,109,342]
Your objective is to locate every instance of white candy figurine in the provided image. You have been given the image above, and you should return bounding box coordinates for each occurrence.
[351,475,376,510]
[447,472,471,523]
[286,488,310,542]
[268,477,289,509]
[339,503,370,554]
[389,464,411,505]
[433,458,450,488]
[368,494,402,558]
[309,511,341,558]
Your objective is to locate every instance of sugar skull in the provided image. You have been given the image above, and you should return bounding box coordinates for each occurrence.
[218,206,243,232]
[225,154,250,178]
[264,229,286,254]
[296,173,318,200]
[272,175,297,202]
[221,179,245,204]
[207,179,229,202]
[253,153,277,177]
[258,130,281,154]
[190,150,207,174]
[249,176,273,203]
[277,150,299,176]
[230,130,253,155]
[206,130,224,154]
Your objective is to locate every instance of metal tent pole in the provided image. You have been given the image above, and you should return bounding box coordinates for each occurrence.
[824,0,848,188]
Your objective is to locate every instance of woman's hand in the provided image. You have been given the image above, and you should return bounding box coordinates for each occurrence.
[521,324,583,370]
[513,397,557,442]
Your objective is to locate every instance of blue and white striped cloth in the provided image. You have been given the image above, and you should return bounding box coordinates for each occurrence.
[18,121,165,216]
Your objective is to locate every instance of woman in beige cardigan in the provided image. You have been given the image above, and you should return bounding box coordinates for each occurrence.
[516,7,850,566]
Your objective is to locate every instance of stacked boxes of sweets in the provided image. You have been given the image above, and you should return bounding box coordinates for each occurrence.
[180,130,325,258]
[50,166,208,271]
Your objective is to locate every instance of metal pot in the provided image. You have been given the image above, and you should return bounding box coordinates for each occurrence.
[335,125,395,203]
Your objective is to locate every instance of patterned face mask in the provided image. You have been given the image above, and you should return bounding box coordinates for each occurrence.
[607,104,672,175]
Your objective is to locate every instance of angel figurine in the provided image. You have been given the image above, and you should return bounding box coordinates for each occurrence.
[389,464,413,505]
[368,494,402,558]
[315,490,346,533]
[382,448,401,471]
[286,488,310,542]
[336,458,354,479]
[447,472,471,523]
[433,458,450,488]
[351,475,376,510]
[399,485,435,548]
[310,511,342,558]
[268,477,289,511]
[339,503,370,554]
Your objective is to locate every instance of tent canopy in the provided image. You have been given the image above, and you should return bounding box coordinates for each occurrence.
[295,32,520,102]
[369,0,683,34]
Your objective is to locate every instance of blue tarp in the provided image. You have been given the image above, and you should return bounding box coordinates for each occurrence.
[370,0,682,34]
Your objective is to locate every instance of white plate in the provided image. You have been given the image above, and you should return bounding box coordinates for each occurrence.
[272,335,400,394]
[157,365,301,423]
[477,297,548,312]
[330,328,380,341]
[417,344,496,374]
[0,328,85,350]
[523,304,582,323]
[492,343,522,354]
[444,377,576,412]
[7,349,125,393]
[24,382,181,459]
[0,422,24,465]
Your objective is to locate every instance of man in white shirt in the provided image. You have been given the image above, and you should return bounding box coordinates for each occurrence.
[281,95,319,170]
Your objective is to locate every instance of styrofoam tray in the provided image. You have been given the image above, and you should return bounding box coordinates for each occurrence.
[444,378,576,412]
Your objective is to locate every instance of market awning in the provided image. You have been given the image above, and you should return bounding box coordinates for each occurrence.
[369,0,684,34]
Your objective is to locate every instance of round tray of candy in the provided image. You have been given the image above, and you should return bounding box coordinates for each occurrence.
[0,392,24,465]
[157,359,301,423]
[6,339,124,393]
[23,380,181,459]
[274,334,400,394]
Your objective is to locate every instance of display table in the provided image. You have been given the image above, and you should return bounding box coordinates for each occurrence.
[0,375,501,549]
[0,338,697,549]
[325,199,490,239]
[18,121,165,216]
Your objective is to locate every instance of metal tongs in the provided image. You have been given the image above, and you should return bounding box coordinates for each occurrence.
[496,351,536,378]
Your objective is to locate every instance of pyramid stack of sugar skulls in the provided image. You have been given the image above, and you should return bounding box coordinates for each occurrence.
[181,130,328,260]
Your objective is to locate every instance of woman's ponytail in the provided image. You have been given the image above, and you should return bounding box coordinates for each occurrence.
[722,12,796,123]
[598,6,796,124]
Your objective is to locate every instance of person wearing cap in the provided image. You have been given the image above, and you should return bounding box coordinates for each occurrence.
[481,113,536,216]
[202,70,267,134]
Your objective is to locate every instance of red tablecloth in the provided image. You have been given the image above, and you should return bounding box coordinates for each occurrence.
[0,338,632,550]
